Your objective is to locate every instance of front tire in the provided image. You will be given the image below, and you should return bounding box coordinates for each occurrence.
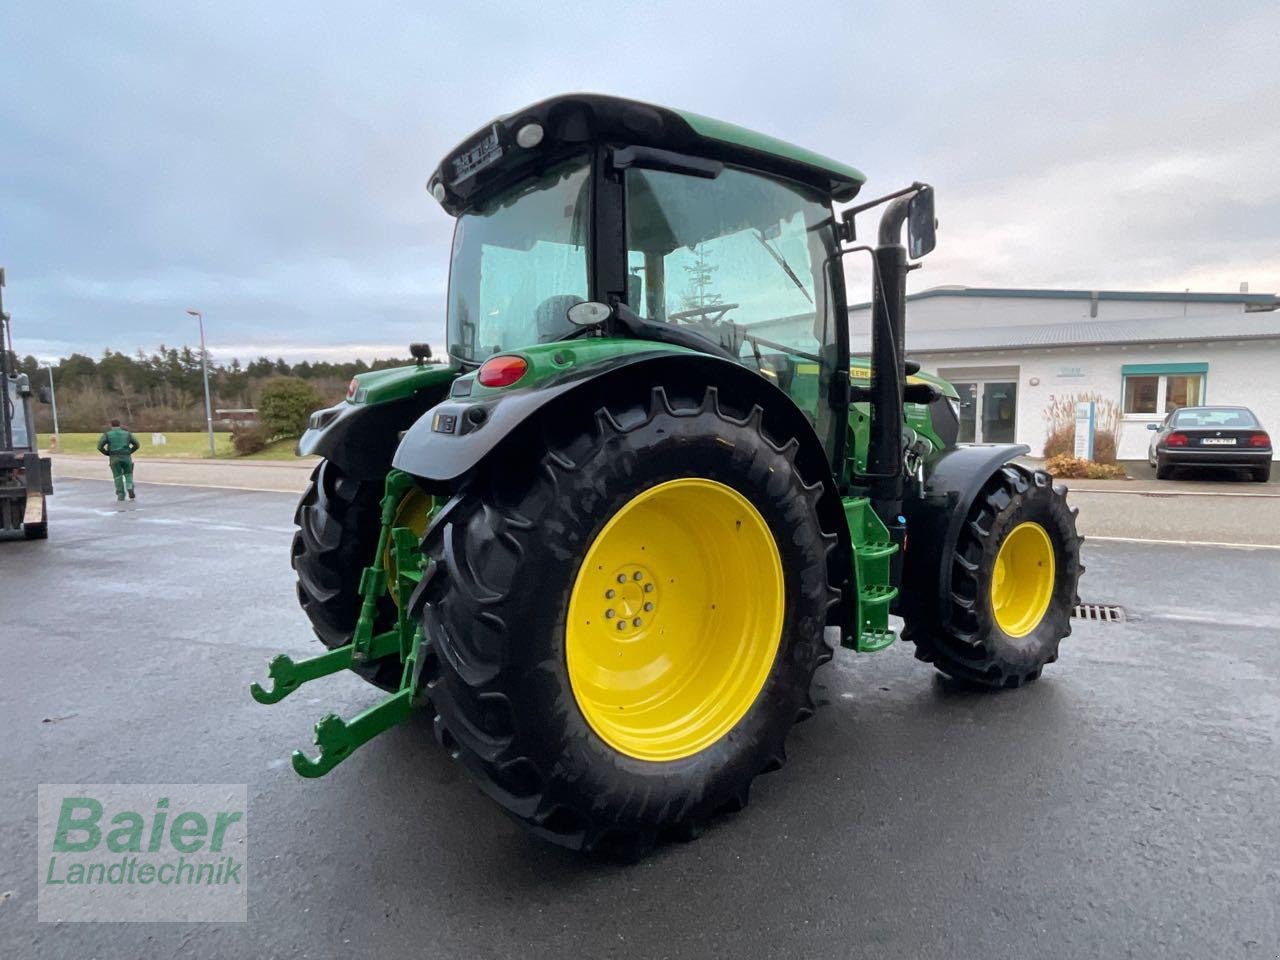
[417,386,838,853]
[904,465,1082,688]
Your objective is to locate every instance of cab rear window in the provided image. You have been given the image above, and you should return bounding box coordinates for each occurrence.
[1171,408,1258,427]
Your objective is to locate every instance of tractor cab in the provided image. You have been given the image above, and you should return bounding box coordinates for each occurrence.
[429,95,871,465]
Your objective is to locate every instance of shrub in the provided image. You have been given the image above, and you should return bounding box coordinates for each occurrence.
[231,425,269,456]
[258,377,323,440]
[1093,430,1117,464]
[1043,454,1126,480]
[1043,425,1073,459]
[1041,393,1121,463]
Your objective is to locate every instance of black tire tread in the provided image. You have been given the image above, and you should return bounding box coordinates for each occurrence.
[903,464,1082,689]
[416,384,838,854]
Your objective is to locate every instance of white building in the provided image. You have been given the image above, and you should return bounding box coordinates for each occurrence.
[848,287,1280,463]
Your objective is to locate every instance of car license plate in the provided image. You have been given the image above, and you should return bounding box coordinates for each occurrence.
[1201,438,1236,445]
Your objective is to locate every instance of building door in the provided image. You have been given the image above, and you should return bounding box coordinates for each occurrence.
[950,379,1018,444]
[954,381,978,442]
[981,381,1018,443]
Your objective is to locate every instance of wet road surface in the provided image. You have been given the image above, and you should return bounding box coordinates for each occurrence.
[2,478,1278,959]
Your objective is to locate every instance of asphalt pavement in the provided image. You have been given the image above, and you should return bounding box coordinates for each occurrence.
[2,478,1278,959]
[49,453,1280,547]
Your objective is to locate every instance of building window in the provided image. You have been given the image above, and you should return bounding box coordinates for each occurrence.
[1123,375,1159,414]
[1120,363,1207,416]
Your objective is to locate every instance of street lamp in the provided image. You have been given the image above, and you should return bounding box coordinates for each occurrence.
[186,309,216,458]
[42,362,60,441]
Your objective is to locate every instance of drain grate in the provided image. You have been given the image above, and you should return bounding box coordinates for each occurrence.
[1073,603,1126,623]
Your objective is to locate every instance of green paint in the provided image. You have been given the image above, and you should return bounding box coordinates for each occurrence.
[291,693,415,778]
[252,469,436,776]
[676,109,866,199]
[466,337,698,398]
[842,496,898,651]
[350,362,460,405]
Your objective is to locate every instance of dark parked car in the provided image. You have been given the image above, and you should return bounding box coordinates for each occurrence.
[1148,406,1272,482]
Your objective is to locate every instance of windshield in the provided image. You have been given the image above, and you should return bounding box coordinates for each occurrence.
[446,156,591,364]
[1172,407,1259,428]
[6,380,29,449]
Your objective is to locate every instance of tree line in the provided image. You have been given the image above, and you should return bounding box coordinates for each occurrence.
[7,346,440,434]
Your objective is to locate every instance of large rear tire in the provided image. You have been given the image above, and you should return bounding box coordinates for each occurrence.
[903,464,1082,688]
[417,386,838,854]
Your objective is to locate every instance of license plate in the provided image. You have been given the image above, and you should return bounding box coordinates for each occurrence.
[448,125,503,184]
[1201,437,1236,445]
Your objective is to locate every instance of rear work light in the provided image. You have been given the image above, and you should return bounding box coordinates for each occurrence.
[477,355,528,388]
[1249,432,1271,448]
[1166,432,1189,446]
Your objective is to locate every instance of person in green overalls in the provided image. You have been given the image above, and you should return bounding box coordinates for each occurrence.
[96,419,140,501]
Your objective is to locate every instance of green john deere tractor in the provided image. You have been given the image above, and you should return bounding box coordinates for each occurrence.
[254,94,1083,854]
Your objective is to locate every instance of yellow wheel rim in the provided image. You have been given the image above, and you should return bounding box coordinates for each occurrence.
[383,488,436,607]
[566,478,784,762]
[990,521,1056,638]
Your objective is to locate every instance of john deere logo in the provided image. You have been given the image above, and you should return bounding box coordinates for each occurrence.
[38,784,247,922]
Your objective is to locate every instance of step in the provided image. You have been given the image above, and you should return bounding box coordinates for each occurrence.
[856,540,898,561]
[854,627,897,653]
[858,583,899,607]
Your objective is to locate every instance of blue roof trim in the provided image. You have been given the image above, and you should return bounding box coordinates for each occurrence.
[849,286,1280,310]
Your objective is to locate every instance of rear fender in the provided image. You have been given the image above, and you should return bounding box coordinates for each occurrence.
[297,365,458,481]
[898,444,1031,624]
[392,351,854,622]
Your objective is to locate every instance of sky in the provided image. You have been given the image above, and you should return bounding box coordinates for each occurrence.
[2,0,1278,363]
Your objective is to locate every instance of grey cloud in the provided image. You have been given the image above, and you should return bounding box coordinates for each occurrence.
[2,0,1277,362]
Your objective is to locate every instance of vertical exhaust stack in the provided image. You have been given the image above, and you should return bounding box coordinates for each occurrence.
[867,195,913,528]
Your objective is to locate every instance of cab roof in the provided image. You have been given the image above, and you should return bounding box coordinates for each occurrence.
[428,93,866,215]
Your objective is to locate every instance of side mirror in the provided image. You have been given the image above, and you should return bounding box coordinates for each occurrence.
[907,186,937,259]
[37,386,52,405]
[1146,422,1159,431]
[567,301,612,327]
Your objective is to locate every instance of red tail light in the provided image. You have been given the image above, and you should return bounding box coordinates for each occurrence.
[477,355,528,388]
[1166,432,1189,446]
[1249,432,1271,448]
[347,377,359,398]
